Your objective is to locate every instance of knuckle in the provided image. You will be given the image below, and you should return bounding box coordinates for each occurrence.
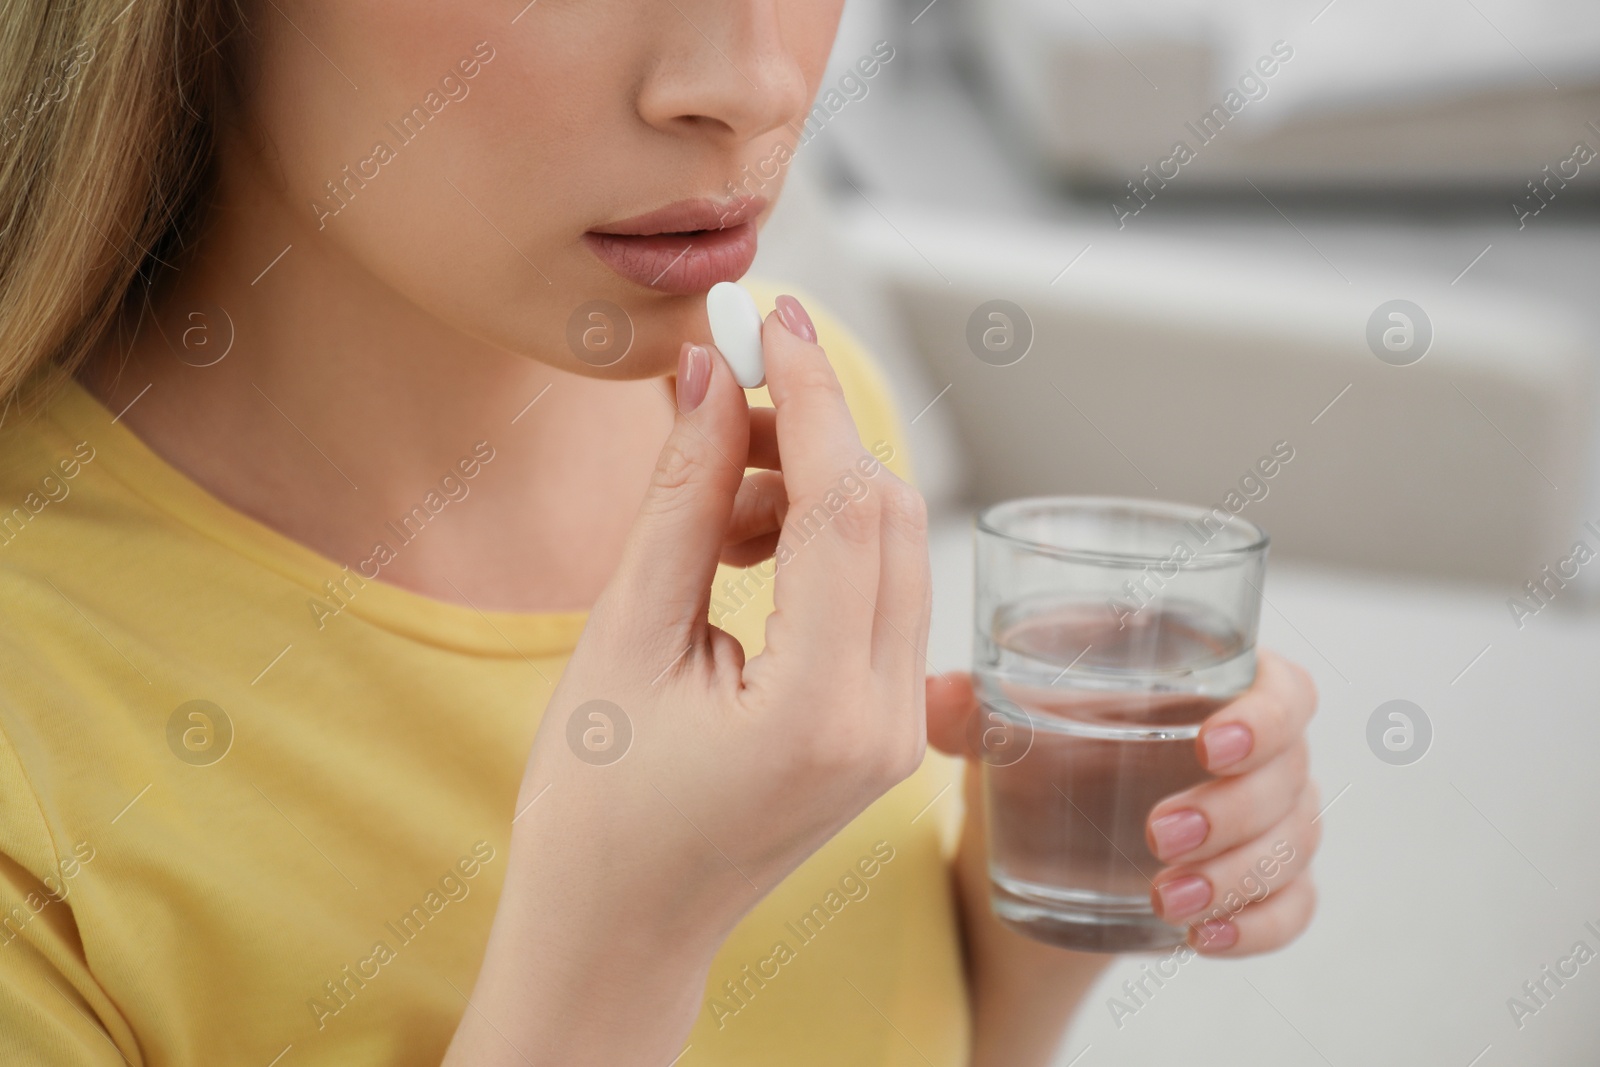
[1269,879,1317,948]
[795,714,875,776]
[1301,773,1321,812]
[889,719,926,781]
[1297,663,1320,716]
[732,477,782,530]
[1285,739,1311,780]
[821,489,881,547]
[879,478,928,540]
[1300,878,1319,922]
[650,437,704,495]
[819,708,918,787]
[1256,909,1288,950]
[1304,806,1324,857]
[866,745,903,786]
[1298,782,1323,846]
[907,731,928,776]
[1263,686,1294,734]
[851,717,904,779]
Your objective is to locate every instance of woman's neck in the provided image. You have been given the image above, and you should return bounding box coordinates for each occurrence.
[81,161,677,615]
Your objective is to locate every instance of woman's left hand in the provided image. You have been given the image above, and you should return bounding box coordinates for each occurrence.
[928,646,1320,958]
[1135,647,1320,955]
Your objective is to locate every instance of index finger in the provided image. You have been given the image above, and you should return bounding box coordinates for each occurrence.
[1197,649,1317,776]
[756,310,882,667]
[761,313,874,501]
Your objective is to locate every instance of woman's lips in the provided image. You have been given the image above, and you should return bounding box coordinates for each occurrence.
[582,223,758,295]
[584,195,766,295]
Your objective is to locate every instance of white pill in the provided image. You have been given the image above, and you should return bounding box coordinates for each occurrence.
[706,281,765,388]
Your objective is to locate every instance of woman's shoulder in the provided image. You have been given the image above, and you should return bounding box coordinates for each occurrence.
[0,403,113,879]
[0,385,142,705]
[0,388,101,569]
[0,379,115,562]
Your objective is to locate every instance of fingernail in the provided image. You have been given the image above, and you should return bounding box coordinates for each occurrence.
[1150,809,1208,860]
[1203,723,1253,770]
[774,294,817,344]
[1154,875,1211,921]
[1192,919,1238,952]
[677,344,711,413]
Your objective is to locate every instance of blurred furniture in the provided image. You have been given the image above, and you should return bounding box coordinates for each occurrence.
[966,0,1600,192]
[847,204,1596,589]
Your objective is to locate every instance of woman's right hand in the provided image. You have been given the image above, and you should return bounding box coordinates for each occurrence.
[444,303,932,1067]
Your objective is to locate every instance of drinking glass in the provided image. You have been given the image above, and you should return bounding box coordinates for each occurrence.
[973,496,1268,952]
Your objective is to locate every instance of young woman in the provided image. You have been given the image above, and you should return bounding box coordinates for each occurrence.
[0,1,1320,1064]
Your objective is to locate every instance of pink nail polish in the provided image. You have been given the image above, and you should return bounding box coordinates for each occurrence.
[1154,875,1211,920]
[1150,809,1208,859]
[1193,919,1238,951]
[1203,723,1253,770]
[774,294,817,344]
[677,344,710,413]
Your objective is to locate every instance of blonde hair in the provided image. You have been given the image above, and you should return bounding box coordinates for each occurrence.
[0,0,243,422]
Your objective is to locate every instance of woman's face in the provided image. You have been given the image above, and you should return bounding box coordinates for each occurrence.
[233,0,843,377]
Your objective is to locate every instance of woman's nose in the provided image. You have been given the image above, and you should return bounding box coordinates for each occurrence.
[635,0,810,145]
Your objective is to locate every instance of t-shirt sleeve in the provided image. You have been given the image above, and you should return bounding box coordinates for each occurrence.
[0,723,135,1065]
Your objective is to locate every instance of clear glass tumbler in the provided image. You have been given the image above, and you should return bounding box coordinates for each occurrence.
[973,496,1268,952]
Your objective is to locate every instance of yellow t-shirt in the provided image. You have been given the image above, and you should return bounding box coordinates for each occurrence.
[0,288,970,1066]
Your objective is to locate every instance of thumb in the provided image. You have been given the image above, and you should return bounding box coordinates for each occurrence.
[604,342,751,642]
[926,672,978,758]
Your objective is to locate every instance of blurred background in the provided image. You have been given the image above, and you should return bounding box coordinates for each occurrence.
[751,1,1600,1064]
